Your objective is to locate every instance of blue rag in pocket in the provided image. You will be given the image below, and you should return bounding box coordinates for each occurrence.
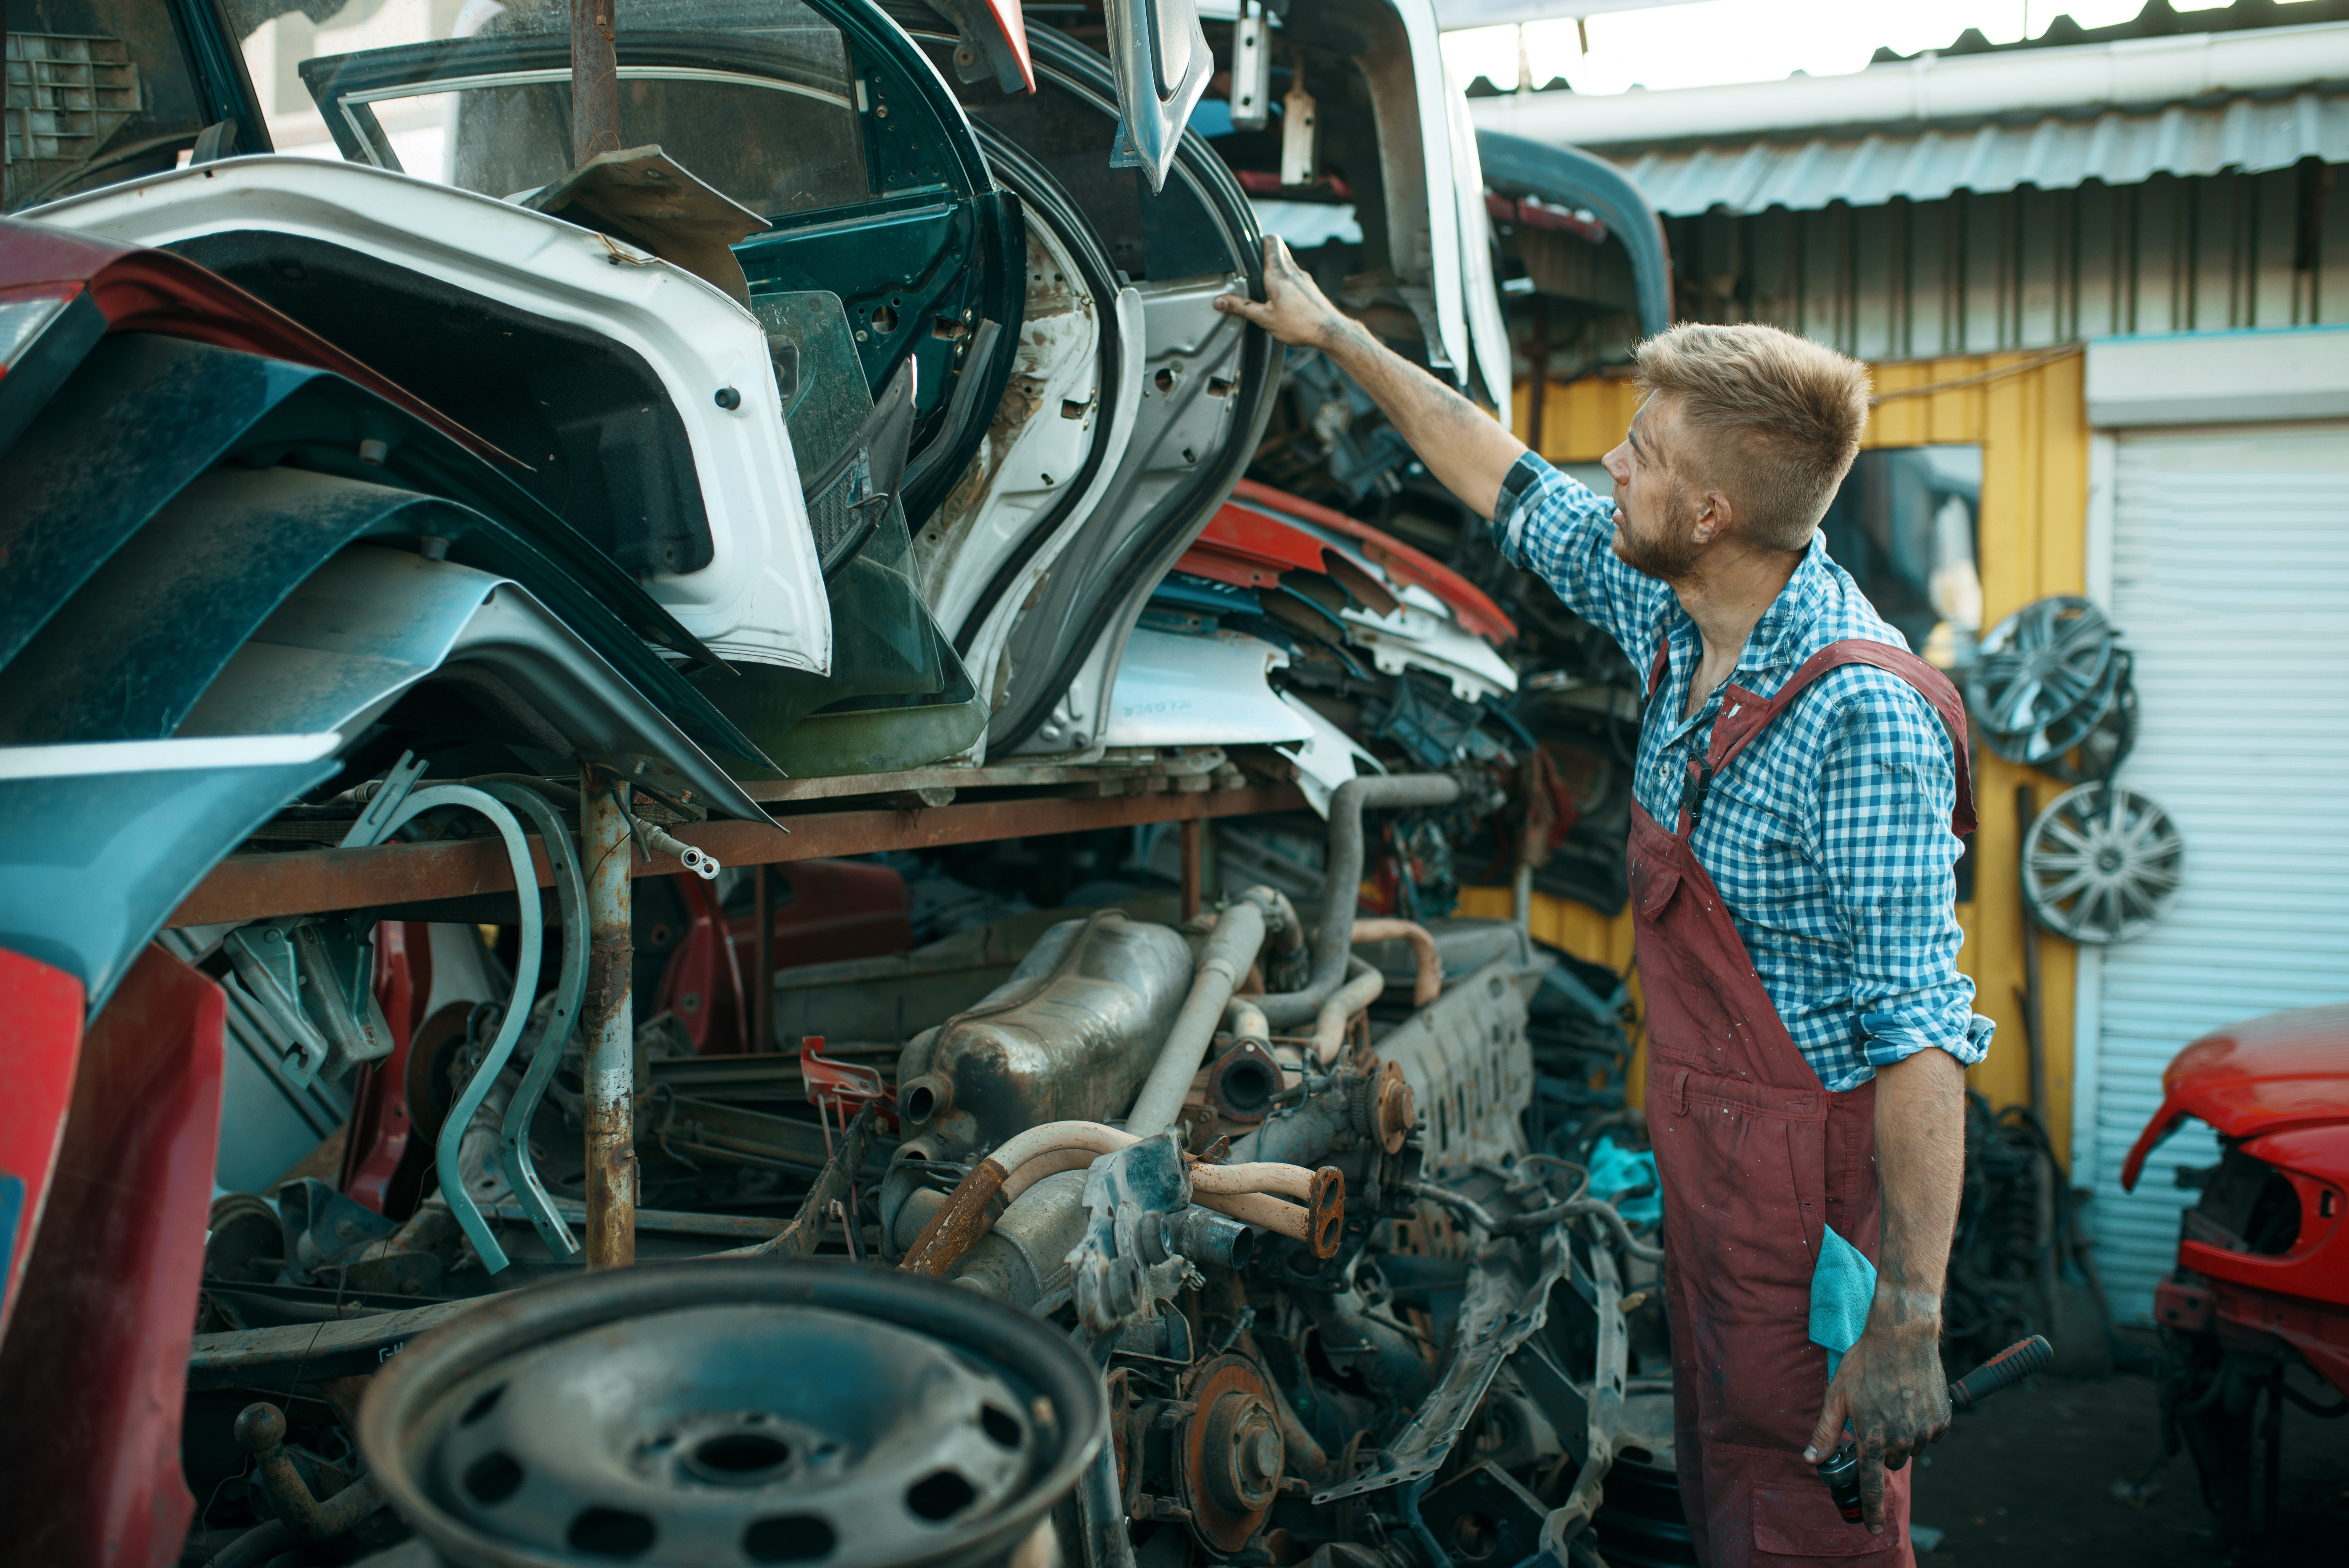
[1809,1224,1876,1381]
[1587,1135,1662,1225]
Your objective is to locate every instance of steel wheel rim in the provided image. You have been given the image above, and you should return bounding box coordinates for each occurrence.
[359,1260,1107,1568]
[2022,784,2184,944]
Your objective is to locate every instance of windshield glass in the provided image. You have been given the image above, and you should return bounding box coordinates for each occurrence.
[223,0,866,214]
[5,0,210,211]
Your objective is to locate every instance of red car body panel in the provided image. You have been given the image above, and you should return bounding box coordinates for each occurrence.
[2120,1003,2349,1191]
[0,948,85,1351]
[656,871,754,1054]
[0,944,224,1567]
[338,921,436,1212]
[656,861,912,1054]
[1178,501,1338,588]
[1229,477,1519,643]
[2127,1005,2349,1398]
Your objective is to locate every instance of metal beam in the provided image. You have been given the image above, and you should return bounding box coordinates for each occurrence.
[570,0,621,162]
[168,784,1306,928]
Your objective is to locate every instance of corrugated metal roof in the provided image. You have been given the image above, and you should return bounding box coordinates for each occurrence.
[1615,91,2349,216]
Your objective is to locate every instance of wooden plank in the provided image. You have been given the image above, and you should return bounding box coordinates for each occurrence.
[168,783,1306,927]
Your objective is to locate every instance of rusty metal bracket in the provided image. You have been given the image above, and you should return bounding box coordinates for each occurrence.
[1312,1224,1568,1503]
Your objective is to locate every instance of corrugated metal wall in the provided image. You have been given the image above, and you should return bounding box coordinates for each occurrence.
[1656,165,2349,363]
[2082,423,2349,1323]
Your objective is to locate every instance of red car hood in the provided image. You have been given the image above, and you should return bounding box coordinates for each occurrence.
[2121,1003,2349,1190]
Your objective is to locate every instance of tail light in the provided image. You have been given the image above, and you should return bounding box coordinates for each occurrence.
[0,282,107,454]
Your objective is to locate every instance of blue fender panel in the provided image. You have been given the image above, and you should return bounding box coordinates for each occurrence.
[0,333,315,671]
[0,737,340,1014]
[0,333,774,770]
[0,467,475,745]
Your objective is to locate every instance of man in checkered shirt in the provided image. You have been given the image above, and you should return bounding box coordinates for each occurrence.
[1222,241,1987,1565]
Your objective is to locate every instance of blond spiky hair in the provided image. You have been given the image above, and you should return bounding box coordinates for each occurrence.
[1633,323,1872,552]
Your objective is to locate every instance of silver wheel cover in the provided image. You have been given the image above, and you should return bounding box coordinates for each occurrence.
[2022,784,2185,944]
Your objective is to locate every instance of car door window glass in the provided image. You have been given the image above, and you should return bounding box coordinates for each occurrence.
[224,0,866,216]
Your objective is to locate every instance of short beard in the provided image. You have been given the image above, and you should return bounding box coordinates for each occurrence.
[1611,484,1704,582]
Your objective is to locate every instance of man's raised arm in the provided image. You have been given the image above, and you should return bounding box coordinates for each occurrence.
[1215,237,1528,520]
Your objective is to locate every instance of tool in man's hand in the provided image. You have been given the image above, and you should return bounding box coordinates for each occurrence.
[1816,1335,2054,1523]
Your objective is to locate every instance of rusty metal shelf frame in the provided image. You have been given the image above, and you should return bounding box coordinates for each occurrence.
[169,780,1306,928]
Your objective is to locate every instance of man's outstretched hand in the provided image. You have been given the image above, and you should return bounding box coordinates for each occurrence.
[1215,234,1525,520]
[1803,1301,1954,1533]
[1215,235,1354,349]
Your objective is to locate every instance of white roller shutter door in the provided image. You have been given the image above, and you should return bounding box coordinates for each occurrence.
[2078,422,2349,1323]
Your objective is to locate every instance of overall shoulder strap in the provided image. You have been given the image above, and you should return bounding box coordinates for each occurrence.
[1701,640,1977,837]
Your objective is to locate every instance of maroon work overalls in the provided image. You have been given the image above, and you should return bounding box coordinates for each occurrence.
[1630,641,1975,1567]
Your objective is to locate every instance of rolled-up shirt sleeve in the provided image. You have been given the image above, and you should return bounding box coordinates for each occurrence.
[1811,675,1993,1084]
[1489,452,1672,674]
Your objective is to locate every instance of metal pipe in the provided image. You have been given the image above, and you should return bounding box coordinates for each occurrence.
[1311,956,1384,1066]
[569,0,620,164]
[951,1169,1094,1306]
[1256,775,1462,1028]
[753,862,774,1054]
[1167,1205,1257,1270]
[901,1117,1333,1274]
[1125,890,1274,1137]
[581,766,635,1269]
[1351,917,1441,1007]
[1000,1145,1099,1205]
[2016,784,2048,1118]
[1180,816,1202,921]
[634,814,720,878]
[1512,858,1534,930]
[232,1403,387,1539]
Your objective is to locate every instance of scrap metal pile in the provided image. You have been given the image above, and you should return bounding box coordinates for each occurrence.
[144,783,1667,1568]
[0,1,1698,1565]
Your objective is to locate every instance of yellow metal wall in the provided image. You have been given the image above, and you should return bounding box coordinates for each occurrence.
[1468,349,2092,1166]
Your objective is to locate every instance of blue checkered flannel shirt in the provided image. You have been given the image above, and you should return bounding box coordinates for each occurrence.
[1495,453,1991,1091]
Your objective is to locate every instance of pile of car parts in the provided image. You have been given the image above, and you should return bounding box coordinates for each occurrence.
[133,777,1668,1568]
[0,4,1690,1566]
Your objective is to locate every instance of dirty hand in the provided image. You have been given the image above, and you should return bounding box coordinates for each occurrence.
[1802,1305,1952,1534]
[1214,235,1353,349]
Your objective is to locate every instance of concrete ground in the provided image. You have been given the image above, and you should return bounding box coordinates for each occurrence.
[1906,1367,2349,1564]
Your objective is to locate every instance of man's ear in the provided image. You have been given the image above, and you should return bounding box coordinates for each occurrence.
[1693,489,1734,545]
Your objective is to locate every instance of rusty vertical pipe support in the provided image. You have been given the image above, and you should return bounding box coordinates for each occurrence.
[2014,783,2047,1119]
[1180,816,1203,923]
[1524,296,1549,451]
[570,0,620,164]
[580,766,635,1269]
[752,864,774,1054]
